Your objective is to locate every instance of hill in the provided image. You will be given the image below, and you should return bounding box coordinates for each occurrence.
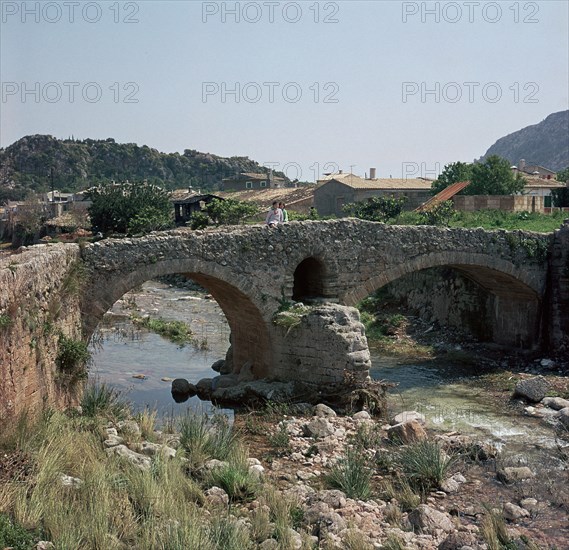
[480,110,569,171]
[0,135,285,201]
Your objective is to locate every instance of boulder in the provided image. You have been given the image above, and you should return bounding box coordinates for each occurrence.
[542,397,569,410]
[497,467,534,484]
[387,420,427,443]
[105,444,151,471]
[171,378,197,398]
[503,502,530,521]
[211,380,296,404]
[314,404,337,418]
[238,362,256,382]
[211,359,225,373]
[195,377,214,398]
[205,486,229,507]
[353,410,371,420]
[438,532,477,550]
[557,407,569,428]
[391,411,426,426]
[303,418,335,439]
[212,374,239,389]
[513,376,551,403]
[408,505,454,535]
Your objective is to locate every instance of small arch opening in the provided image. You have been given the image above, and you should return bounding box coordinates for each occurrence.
[293,257,325,302]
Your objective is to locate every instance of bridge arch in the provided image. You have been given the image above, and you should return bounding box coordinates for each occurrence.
[81,258,272,378]
[340,251,543,348]
[293,257,327,302]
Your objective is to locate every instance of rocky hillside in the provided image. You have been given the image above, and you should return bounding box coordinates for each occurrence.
[480,111,569,172]
[0,135,284,201]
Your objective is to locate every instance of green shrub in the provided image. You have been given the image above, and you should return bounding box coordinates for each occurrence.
[188,211,210,230]
[267,423,291,453]
[398,440,456,494]
[344,196,407,222]
[419,200,456,226]
[326,447,373,500]
[0,513,38,550]
[0,314,12,330]
[56,334,91,374]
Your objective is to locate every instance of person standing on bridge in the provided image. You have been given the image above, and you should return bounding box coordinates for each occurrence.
[279,202,289,223]
[266,201,283,227]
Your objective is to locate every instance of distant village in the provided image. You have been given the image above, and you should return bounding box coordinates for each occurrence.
[1,158,568,245]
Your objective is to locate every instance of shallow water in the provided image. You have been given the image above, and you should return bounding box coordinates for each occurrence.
[89,281,231,419]
[371,354,566,468]
[90,282,566,466]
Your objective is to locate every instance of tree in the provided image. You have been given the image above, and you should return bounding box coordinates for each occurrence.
[430,162,473,195]
[87,181,173,234]
[469,155,526,195]
[556,167,569,184]
[343,196,407,222]
[430,156,526,196]
[552,167,569,207]
[204,198,259,226]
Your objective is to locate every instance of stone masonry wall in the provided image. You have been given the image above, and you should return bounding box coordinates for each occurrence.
[270,304,371,386]
[549,221,569,354]
[0,244,83,421]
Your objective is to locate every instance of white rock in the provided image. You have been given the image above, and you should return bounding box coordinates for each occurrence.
[60,474,83,488]
[105,444,151,471]
[314,403,337,418]
[353,410,371,420]
[390,411,426,426]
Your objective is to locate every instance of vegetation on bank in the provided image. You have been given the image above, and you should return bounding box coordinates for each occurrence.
[132,315,195,347]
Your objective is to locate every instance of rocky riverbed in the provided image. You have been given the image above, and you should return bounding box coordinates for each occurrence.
[86,279,569,548]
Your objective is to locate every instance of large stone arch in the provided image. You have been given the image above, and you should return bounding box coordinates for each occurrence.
[81,258,272,378]
[340,251,543,349]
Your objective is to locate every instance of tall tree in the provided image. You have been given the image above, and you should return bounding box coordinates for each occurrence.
[87,181,173,234]
[469,155,526,195]
[430,162,473,195]
[430,156,526,196]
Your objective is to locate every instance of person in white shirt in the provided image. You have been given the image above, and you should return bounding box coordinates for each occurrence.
[265,201,283,227]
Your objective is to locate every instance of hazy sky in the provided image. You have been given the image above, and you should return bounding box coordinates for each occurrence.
[1,0,568,181]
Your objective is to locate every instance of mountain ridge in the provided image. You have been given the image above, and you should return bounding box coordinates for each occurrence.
[0,134,285,202]
[480,110,568,171]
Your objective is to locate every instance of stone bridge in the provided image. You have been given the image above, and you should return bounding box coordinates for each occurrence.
[1,220,568,418]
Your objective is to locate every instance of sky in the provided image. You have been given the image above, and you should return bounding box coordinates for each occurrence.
[1,0,568,181]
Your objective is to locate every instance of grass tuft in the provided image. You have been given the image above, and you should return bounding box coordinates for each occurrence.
[398,440,456,494]
[325,447,373,500]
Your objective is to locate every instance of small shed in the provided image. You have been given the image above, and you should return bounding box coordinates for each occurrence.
[172,193,224,225]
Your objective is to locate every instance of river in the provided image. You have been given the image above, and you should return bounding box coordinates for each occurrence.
[90,280,566,469]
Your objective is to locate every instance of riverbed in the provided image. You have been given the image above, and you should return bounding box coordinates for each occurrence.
[90,281,566,466]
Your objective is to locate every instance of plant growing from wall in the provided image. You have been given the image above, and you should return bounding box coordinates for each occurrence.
[56,333,91,376]
[0,314,11,330]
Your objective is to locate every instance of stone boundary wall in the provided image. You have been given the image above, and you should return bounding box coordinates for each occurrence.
[0,244,83,420]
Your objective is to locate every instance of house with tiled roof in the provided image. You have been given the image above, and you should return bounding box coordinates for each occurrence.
[314,171,433,216]
[221,172,287,191]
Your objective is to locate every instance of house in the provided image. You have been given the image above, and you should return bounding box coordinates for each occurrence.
[314,171,433,217]
[170,190,224,225]
[512,159,557,179]
[218,186,315,221]
[222,172,286,191]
